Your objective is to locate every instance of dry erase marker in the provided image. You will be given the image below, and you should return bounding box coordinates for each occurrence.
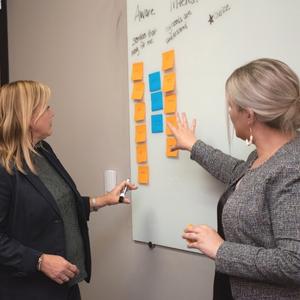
[119,179,130,203]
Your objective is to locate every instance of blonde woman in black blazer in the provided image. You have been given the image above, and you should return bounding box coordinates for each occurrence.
[0,81,136,300]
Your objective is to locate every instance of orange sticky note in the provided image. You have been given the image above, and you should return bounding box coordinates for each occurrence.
[134,102,146,121]
[138,165,149,184]
[166,137,178,158]
[136,143,147,163]
[131,82,145,100]
[163,72,176,92]
[165,115,177,135]
[162,49,175,71]
[164,94,177,114]
[132,62,144,81]
[186,224,195,243]
[135,124,147,143]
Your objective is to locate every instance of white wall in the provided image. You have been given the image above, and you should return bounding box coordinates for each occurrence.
[7,1,214,299]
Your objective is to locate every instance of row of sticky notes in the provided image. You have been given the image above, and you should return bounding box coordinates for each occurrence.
[149,68,164,136]
[131,50,174,82]
[148,71,176,94]
[131,61,149,185]
[152,114,178,136]
[150,83,176,113]
[149,94,176,132]
[162,49,178,158]
[131,49,176,182]
[131,73,176,100]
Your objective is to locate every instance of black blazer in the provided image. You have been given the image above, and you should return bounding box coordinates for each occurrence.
[0,141,91,300]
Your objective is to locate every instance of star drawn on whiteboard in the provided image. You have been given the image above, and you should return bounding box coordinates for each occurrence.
[208,14,214,25]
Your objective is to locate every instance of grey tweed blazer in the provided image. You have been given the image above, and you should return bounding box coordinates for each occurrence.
[191,136,300,300]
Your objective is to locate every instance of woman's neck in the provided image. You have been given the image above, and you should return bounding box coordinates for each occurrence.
[31,133,42,147]
[252,124,294,167]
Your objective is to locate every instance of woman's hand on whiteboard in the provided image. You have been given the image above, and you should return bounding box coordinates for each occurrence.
[182,224,224,259]
[167,112,197,152]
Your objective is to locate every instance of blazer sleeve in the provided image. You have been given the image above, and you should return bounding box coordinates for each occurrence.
[0,167,42,275]
[190,140,249,184]
[215,165,300,285]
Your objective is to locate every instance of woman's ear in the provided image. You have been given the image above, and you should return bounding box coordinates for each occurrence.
[246,108,255,126]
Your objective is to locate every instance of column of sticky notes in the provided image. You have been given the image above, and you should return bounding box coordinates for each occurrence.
[131,62,149,185]
[162,49,178,158]
[148,69,163,135]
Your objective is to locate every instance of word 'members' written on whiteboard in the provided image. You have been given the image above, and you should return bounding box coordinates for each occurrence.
[165,10,192,44]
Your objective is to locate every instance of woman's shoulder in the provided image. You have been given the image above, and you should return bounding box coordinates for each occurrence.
[0,163,8,174]
[275,134,300,167]
[37,140,58,158]
[0,163,14,185]
[38,141,62,165]
[39,140,53,152]
[247,150,257,162]
[283,133,300,156]
[264,137,300,183]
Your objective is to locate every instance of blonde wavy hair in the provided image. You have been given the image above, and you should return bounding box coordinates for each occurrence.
[226,58,300,134]
[0,80,51,174]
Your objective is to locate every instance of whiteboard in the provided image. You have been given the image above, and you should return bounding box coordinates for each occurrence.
[127,0,300,252]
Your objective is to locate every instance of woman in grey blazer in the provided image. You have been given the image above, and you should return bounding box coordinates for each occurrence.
[168,58,300,300]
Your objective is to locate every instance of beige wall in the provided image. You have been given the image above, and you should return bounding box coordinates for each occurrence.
[7,0,214,299]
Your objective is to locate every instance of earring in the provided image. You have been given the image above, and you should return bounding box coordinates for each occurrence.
[245,128,253,146]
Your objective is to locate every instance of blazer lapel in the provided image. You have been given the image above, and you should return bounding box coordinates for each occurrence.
[38,146,79,198]
[23,166,61,217]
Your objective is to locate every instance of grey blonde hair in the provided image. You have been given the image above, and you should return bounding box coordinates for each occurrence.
[0,80,51,174]
[226,58,300,134]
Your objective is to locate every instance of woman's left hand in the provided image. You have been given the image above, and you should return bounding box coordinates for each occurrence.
[105,180,138,205]
[182,224,224,259]
[167,112,197,152]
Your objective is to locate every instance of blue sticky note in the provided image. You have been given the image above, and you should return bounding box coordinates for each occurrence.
[151,114,163,133]
[151,91,163,111]
[148,71,161,92]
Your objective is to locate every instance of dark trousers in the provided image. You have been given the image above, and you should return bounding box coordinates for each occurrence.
[0,277,82,300]
[68,285,81,300]
[213,272,234,300]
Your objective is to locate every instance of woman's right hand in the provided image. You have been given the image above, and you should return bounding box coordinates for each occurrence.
[167,112,197,152]
[105,180,138,206]
[39,254,79,285]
